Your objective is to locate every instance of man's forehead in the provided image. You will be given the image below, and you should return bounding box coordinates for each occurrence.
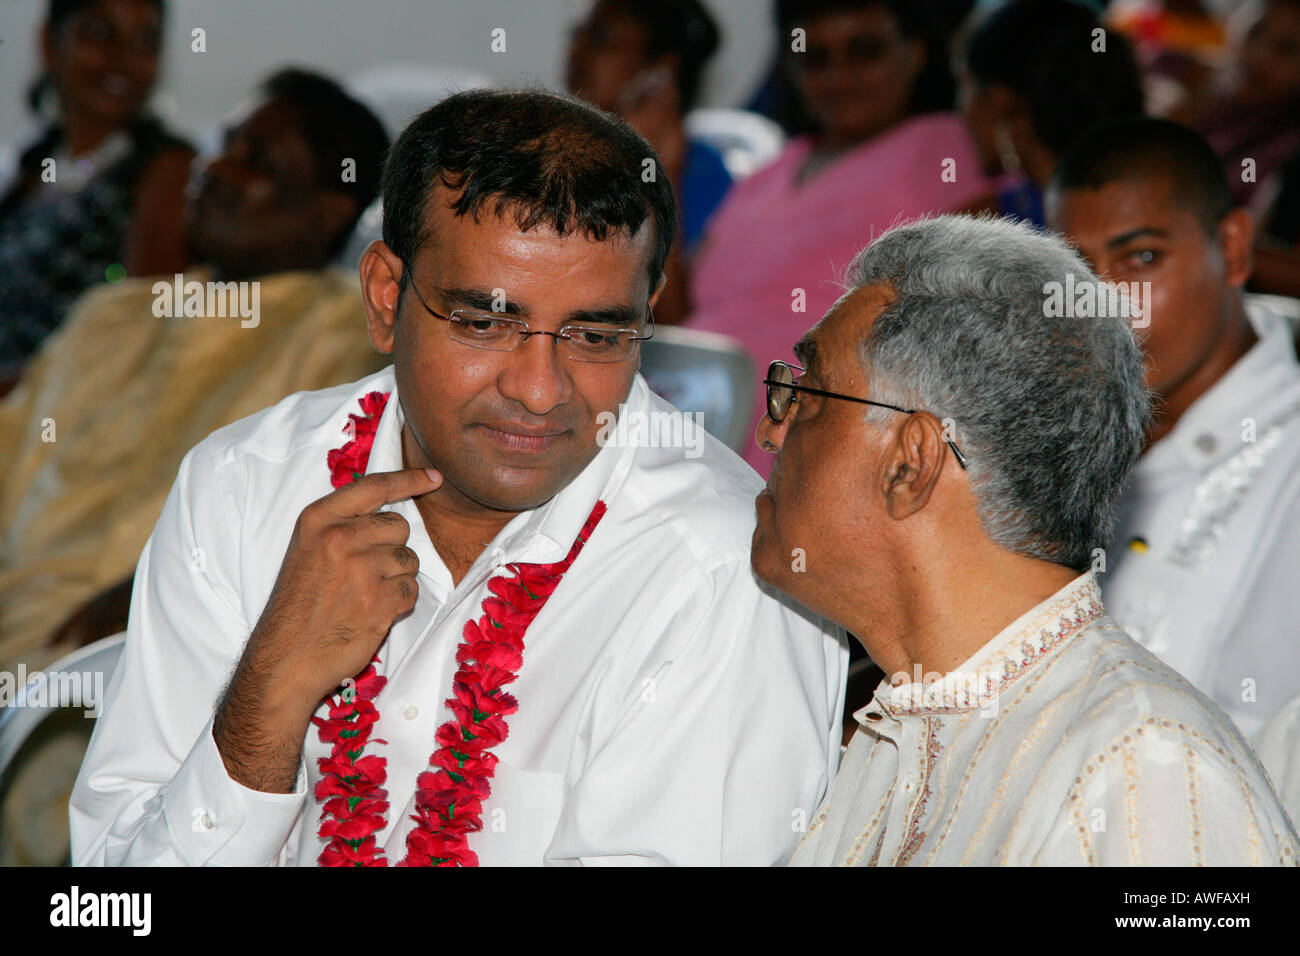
[1055,176,1181,235]
[412,189,655,318]
[794,285,892,376]
[228,95,296,135]
[420,189,654,276]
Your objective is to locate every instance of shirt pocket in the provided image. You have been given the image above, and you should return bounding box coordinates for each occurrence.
[473,761,568,865]
[490,760,566,807]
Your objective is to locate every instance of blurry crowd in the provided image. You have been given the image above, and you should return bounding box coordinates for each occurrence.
[3,0,1300,860]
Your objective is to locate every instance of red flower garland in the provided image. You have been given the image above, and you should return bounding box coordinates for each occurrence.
[313,390,605,866]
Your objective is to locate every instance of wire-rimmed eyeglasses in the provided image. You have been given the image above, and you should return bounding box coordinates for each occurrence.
[399,264,654,364]
[763,360,968,469]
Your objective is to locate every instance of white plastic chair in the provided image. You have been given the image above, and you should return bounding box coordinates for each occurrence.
[0,633,126,779]
[684,107,786,181]
[639,326,756,454]
[0,633,126,864]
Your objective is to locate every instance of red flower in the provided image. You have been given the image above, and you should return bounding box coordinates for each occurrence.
[327,391,391,488]
[316,392,608,866]
[456,638,524,671]
[358,390,387,421]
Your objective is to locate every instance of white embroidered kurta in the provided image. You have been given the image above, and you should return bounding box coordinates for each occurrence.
[70,368,848,866]
[789,572,1300,866]
[1102,297,1300,742]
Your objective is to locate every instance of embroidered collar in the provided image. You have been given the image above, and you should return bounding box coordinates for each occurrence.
[870,571,1105,718]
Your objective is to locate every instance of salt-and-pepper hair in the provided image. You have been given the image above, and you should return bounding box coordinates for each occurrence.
[843,214,1151,572]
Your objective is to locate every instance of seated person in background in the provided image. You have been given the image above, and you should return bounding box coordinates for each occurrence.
[0,67,390,678]
[1192,0,1300,214]
[1047,118,1300,746]
[70,89,846,867]
[958,0,1145,228]
[0,0,194,389]
[566,0,729,325]
[685,0,992,476]
[754,214,1298,865]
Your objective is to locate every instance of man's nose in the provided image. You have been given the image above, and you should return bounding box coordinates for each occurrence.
[755,407,788,454]
[497,334,574,417]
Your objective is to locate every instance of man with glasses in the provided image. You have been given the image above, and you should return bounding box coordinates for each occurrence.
[752,214,1298,865]
[72,89,847,866]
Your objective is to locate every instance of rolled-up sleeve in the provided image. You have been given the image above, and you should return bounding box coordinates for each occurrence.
[70,439,308,866]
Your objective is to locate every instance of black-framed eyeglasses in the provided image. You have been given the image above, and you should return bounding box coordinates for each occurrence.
[399,264,654,364]
[763,361,969,470]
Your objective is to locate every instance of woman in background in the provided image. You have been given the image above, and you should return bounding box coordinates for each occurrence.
[0,0,194,386]
[566,0,728,325]
[685,0,992,474]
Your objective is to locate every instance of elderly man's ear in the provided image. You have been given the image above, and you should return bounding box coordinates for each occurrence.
[878,413,948,520]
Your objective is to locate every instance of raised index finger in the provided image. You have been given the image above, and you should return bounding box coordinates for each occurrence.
[325,468,442,516]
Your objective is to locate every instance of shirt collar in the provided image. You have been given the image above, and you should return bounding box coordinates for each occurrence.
[362,370,642,581]
[867,571,1105,719]
[1141,298,1300,473]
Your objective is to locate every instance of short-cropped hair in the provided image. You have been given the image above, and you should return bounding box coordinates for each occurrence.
[381,88,677,292]
[844,214,1151,572]
[1049,117,1234,236]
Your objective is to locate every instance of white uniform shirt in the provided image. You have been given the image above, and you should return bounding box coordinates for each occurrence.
[790,572,1299,866]
[70,368,847,866]
[1102,297,1300,741]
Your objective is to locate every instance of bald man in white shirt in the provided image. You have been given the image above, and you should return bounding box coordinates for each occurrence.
[70,89,846,866]
[1048,118,1300,744]
[753,214,1298,866]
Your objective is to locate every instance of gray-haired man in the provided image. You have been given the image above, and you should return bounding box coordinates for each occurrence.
[753,214,1299,866]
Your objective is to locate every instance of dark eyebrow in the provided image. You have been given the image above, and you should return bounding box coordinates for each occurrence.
[436,286,525,316]
[793,336,818,372]
[562,304,643,327]
[1105,227,1172,250]
[435,287,641,326]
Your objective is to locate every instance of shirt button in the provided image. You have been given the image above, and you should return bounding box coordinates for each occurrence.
[1195,433,1217,454]
[864,711,881,721]
[403,704,419,720]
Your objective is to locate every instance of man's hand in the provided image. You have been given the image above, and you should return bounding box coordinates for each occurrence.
[213,467,441,793]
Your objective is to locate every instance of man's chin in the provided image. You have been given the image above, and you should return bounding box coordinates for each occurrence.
[451,477,564,514]
[438,457,584,514]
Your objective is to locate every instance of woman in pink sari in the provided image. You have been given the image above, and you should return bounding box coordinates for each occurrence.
[687,0,992,473]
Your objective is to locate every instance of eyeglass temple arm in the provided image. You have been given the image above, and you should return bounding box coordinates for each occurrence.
[763,378,968,470]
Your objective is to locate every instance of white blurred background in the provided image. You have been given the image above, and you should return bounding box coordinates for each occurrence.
[0,0,775,142]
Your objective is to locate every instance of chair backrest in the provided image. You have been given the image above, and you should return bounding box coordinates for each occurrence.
[0,633,126,780]
[684,107,786,181]
[639,326,756,454]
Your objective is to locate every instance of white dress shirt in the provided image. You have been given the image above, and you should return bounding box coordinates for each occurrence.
[1102,296,1300,742]
[790,572,1299,866]
[70,368,848,866]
